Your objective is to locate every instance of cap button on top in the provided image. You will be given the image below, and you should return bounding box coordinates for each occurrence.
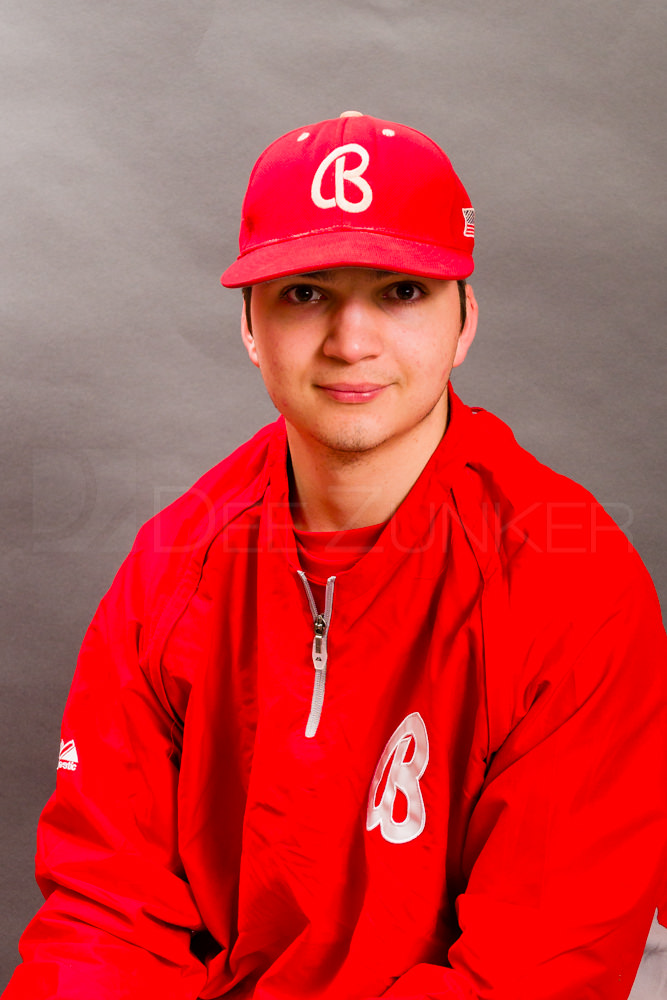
[339,110,365,118]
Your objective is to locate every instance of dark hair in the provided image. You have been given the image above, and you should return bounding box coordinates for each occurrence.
[242,279,467,335]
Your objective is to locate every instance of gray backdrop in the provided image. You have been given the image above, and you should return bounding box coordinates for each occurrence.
[2,0,665,987]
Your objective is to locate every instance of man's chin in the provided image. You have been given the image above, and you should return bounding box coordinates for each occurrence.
[306,423,388,462]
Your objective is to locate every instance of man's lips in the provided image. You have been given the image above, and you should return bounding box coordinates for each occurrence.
[317,383,389,403]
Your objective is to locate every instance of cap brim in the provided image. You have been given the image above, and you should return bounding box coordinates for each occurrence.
[220,230,474,287]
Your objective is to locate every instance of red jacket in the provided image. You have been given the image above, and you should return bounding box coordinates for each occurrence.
[5,392,667,999]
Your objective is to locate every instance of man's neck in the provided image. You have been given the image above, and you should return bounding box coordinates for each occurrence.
[286,407,449,533]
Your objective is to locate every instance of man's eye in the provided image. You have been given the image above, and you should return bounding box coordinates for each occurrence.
[282,285,324,304]
[386,282,424,302]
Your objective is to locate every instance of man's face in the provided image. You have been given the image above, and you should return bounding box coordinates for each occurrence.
[241,267,477,460]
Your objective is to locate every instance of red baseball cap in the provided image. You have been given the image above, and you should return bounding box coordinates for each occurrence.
[220,113,475,287]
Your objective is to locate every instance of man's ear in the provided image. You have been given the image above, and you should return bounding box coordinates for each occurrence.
[241,303,260,369]
[452,283,478,369]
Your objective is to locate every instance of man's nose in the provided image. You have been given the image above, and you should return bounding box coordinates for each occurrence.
[322,300,383,363]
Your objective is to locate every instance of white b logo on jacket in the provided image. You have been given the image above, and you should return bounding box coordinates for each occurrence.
[311,144,373,213]
[366,712,429,844]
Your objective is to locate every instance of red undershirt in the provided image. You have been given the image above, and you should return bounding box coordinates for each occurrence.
[293,522,386,610]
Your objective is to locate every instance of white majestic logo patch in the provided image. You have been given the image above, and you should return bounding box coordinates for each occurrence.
[366,712,429,844]
[58,738,78,772]
[311,143,373,213]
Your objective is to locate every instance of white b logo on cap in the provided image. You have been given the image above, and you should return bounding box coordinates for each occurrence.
[311,143,373,213]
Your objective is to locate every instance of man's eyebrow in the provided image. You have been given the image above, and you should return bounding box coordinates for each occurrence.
[292,270,332,281]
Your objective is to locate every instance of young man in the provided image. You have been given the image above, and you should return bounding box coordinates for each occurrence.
[4,113,667,1000]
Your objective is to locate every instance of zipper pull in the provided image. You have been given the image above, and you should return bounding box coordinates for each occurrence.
[298,572,336,738]
[313,614,327,659]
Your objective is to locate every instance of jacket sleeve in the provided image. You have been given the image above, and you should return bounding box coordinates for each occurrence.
[370,553,667,1000]
[3,543,208,1000]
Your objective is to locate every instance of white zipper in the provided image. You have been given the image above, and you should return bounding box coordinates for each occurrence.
[297,571,336,738]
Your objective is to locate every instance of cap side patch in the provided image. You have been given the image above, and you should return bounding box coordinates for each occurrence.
[462,207,475,237]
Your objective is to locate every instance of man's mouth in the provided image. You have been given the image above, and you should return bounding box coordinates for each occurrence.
[317,383,388,403]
